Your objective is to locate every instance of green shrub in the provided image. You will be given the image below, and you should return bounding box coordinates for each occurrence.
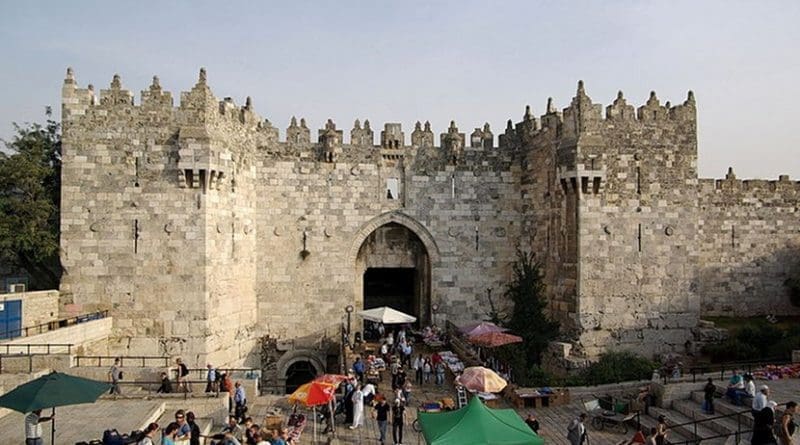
[577,351,657,386]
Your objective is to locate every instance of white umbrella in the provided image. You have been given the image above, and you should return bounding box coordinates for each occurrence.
[357,306,417,324]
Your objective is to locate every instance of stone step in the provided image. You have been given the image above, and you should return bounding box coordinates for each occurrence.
[672,399,752,443]
[689,391,754,428]
[649,406,725,445]
[635,413,692,445]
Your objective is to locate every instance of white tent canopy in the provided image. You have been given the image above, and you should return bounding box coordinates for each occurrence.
[357,306,417,324]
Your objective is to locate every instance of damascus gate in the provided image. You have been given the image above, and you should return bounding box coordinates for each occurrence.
[58,68,800,386]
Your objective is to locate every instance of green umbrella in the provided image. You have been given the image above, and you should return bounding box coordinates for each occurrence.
[0,371,112,444]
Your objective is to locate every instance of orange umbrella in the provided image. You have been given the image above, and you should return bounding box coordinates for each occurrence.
[287,381,337,406]
[313,374,350,385]
[455,366,508,393]
[468,331,523,348]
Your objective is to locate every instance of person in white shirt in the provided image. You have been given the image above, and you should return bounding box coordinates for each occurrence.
[752,384,769,413]
[744,374,756,398]
[362,382,376,405]
[25,409,54,445]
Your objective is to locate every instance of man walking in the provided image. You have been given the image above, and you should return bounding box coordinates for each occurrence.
[205,364,217,393]
[374,397,390,444]
[233,381,247,421]
[392,398,406,445]
[108,357,122,395]
[24,409,54,445]
[567,413,587,445]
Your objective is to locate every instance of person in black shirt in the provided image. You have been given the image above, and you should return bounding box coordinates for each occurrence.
[157,372,173,394]
[186,412,201,445]
[703,378,716,414]
[525,412,540,433]
[374,397,391,444]
[392,399,406,445]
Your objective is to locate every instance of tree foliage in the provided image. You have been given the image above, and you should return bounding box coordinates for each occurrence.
[504,249,560,366]
[702,322,800,362]
[577,351,657,386]
[0,109,62,289]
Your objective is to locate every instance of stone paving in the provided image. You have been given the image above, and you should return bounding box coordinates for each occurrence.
[2,367,798,444]
[0,399,164,445]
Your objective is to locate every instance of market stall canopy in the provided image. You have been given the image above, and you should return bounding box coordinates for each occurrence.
[313,374,350,385]
[468,331,523,348]
[460,321,509,337]
[287,381,336,407]
[418,396,544,445]
[455,366,508,393]
[357,306,417,324]
[0,371,111,445]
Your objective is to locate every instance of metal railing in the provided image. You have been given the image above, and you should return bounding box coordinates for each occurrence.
[0,343,74,374]
[0,343,73,355]
[686,359,795,383]
[0,310,108,340]
[75,355,173,367]
[664,401,790,445]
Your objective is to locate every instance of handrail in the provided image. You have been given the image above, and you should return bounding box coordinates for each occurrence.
[1,310,109,339]
[0,344,73,374]
[75,356,172,367]
[664,400,790,444]
[685,358,795,383]
[0,343,73,355]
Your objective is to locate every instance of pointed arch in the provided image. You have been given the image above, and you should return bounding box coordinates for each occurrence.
[348,211,441,266]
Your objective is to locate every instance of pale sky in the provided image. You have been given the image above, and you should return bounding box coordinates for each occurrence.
[1,1,798,179]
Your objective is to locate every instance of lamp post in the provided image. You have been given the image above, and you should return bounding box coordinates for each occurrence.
[431,303,439,327]
[345,304,354,337]
[342,305,354,374]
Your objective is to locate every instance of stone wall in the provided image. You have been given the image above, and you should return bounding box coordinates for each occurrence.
[59,68,800,372]
[2,317,112,355]
[696,173,800,315]
[2,290,59,329]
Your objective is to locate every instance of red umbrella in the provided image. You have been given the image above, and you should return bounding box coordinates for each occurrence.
[468,331,523,348]
[313,374,350,385]
[460,321,509,337]
[287,381,336,406]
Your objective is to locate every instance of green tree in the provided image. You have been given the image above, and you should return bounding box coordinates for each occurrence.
[504,249,559,366]
[0,109,62,289]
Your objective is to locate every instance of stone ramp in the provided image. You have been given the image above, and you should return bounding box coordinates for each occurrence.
[0,399,165,445]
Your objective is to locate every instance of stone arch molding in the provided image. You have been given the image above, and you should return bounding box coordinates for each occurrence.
[276,349,326,379]
[348,211,441,265]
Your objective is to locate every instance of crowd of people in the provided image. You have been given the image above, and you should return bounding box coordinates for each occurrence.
[134,410,293,445]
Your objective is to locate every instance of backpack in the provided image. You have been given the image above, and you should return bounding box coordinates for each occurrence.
[102,429,125,445]
[180,363,189,377]
[118,371,123,380]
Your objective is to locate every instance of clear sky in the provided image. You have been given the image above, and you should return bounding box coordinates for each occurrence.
[1,1,798,178]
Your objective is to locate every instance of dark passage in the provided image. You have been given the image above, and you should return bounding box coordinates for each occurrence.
[363,267,415,315]
[285,361,317,394]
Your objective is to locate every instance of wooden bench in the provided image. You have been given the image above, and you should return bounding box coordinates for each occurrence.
[505,385,570,409]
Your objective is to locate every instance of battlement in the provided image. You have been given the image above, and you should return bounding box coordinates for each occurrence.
[501,81,697,150]
[700,168,800,198]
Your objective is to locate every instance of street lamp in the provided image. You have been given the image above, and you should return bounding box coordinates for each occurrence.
[345,304,354,337]
[342,305,355,374]
[431,303,440,327]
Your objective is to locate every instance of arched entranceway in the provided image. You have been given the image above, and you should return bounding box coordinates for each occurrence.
[285,361,318,394]
[353,213,438,340]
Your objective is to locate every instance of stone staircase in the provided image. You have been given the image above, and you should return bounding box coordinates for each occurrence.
[639,388,756,445]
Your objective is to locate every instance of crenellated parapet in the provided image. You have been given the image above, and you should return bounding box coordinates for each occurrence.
[141,76,173,108]
[470,123,493,149]
[286,117,311,145]
[318,119,343,162]
[700,168,800,200]
[440,121,465,164]
[350,119,374,147]
[411,121,434,148]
